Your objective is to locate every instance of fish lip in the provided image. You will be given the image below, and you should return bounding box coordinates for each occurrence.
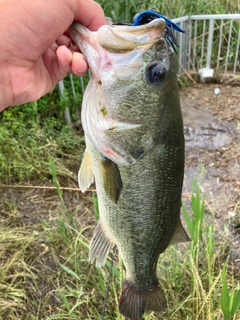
[70,17,166,34]
[69,18,166,51]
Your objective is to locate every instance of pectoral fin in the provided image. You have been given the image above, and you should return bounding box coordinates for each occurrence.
[78,150,94,192]
[170,219,191,245]
[99,156,122,204]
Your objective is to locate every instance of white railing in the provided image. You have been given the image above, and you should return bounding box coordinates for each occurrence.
[172,14,240,75]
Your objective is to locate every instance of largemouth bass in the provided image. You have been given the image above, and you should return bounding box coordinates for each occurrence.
[70,17,189,320]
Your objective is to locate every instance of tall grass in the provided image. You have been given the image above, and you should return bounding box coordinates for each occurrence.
[98,0,239,22]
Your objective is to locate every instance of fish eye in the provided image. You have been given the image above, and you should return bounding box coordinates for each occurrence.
[146,63,166,86]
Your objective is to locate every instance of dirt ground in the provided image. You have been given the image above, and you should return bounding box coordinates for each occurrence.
[180,83,240,267]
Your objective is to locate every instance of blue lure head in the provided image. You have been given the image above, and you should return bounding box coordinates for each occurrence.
[132,9,185,53]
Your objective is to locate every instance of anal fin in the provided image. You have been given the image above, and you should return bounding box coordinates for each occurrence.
[89,220,113,268]
[99,155,122,204]
[78,149,94,192]
[170,218,191,246]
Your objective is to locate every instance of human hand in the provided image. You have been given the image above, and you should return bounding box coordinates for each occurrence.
[0,0,106,110]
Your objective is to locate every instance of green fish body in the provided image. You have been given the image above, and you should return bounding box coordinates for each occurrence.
[70,18,189,320]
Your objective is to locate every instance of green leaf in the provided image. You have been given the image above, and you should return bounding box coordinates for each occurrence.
[59,263,81,281]
[221,265,231,319]
[231,289,240,315]
[208,226,213,257]
[92,191,99,220]
[60,293,70,311]
[221,305,232,320]
[182,202,193,238]
[221,265,230,301]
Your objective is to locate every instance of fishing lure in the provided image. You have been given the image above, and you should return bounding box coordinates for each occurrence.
[132,9,184,32]
[132,9,186,52]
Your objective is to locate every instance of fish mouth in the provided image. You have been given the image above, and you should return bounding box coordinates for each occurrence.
[70,18,166,52]
[69,18,167,78]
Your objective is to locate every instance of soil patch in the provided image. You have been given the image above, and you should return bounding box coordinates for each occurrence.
[180,83,240,269]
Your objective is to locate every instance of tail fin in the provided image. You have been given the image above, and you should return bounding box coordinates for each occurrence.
[119,279,167,320]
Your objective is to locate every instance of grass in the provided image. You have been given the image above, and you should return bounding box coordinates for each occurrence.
[98,0,239,22]
[221,264,240,320]
[0,94,85,184]
[1,173,239,319]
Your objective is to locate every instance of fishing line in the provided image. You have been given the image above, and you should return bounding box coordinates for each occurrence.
[101,249,115,319]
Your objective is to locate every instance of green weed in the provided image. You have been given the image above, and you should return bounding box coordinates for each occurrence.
[92,191,100,221]
[0,96,85,183]
[182,181,205,256]
[98,0,239,22]
[221,263,240,320]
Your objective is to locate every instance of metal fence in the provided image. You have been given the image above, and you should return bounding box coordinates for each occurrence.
[173,14,240,75]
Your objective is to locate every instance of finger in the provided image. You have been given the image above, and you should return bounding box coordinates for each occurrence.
[55,45,72,76]
[42,45,73,88]
[57,35,80,52]
[71,52,88,76]
[56,46,88,77]
[56,35,71,47]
